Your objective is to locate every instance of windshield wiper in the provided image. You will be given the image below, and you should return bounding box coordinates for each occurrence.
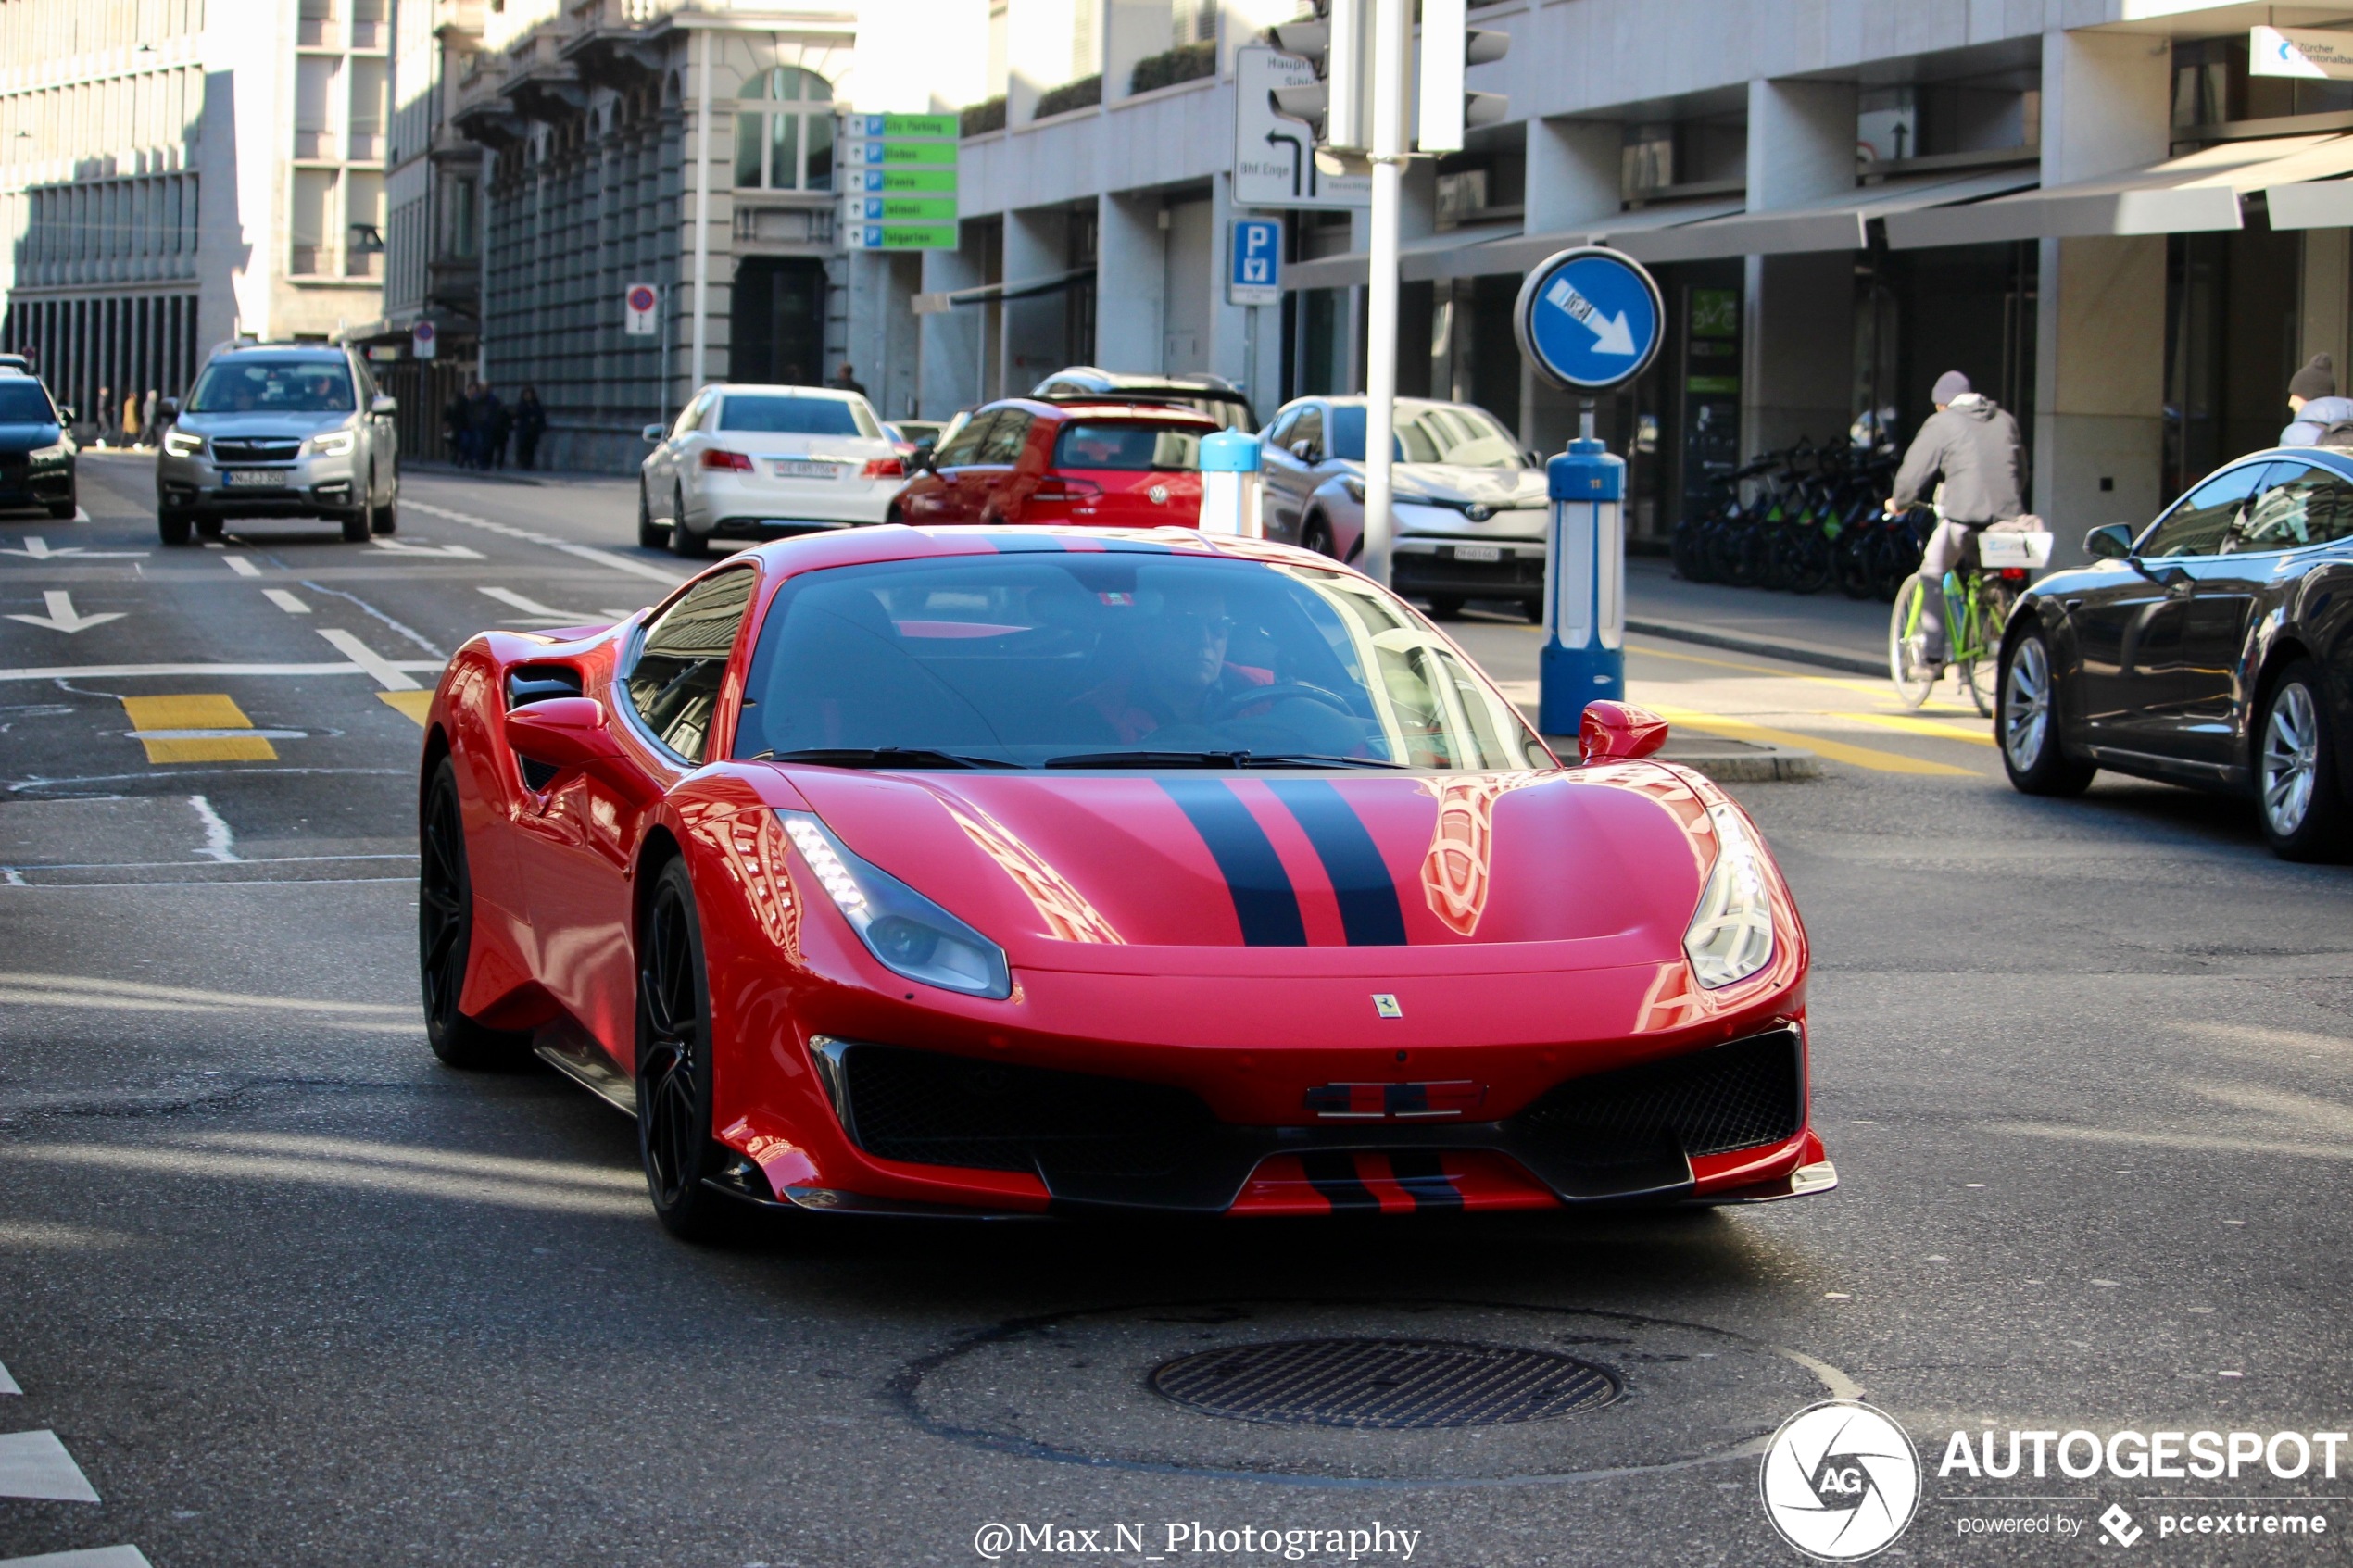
[1043,749,1404,770]
[749,746,1022,770]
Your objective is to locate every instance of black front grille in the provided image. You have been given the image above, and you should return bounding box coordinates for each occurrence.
[841,1043,1217,1180]
[1515,1027,1803,1160]
[211,438,301,463]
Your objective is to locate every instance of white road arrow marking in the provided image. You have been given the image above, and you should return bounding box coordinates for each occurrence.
[0,1359,18,1395]
[1543,277,1637,356]
[370,537,484,559]
[6,592,126,633]
[0,1428,101,1501]
[0,537,147,560]
[0,1547,157,1568]
[479,586,594,621]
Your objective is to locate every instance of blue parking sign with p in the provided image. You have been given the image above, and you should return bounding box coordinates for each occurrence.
[1228,219,1282,306]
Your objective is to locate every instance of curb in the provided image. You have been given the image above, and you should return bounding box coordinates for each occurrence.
[1541,734,1821,784]
[1626,614,1884,678]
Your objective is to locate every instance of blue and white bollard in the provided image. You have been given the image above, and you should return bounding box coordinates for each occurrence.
[1539,432,1627,734]
[1197,428,1263,538]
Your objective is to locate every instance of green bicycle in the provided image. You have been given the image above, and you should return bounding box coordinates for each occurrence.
[1888,533,2016,716]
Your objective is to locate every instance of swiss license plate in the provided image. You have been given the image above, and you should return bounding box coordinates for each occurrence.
[224,470,290,488]
[771,459,840,480]
[1452,543,1502,563]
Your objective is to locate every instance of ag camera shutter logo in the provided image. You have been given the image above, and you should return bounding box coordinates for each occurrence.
[1759,1401,1922,1560]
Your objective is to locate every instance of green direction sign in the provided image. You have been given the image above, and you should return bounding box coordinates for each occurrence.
[863,168,956,194]
[846,222,959,251]
[849,196,959,221]
[847,113,957,139]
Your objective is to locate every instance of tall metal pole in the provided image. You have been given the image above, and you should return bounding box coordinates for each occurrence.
[1359,0,1406,587]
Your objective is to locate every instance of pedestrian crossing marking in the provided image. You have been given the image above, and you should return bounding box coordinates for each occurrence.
[0,1548,153,1568]
[0,1428,101,1502]
[1642,704,1977,776]
[378,691,434,725]
[118,696,275,763]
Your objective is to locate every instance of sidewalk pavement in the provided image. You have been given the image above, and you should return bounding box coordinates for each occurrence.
[1624,556,1887,675]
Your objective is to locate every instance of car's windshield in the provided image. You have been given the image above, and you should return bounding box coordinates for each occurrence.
[0,382,57,422]
[736,554,1548,770]
[720,395,879,438]
[1330,402,1526,468]
[1052,422,1204,471]
[186,358,355,414]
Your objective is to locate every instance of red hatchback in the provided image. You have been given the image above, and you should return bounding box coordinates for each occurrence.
[891,398,1217,528]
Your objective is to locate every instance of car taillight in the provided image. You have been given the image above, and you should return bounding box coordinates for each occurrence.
[700,449,755,471]
[1032,478,1104,503]
[862,457,905,479]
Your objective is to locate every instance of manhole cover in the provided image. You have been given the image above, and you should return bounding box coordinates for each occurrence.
[1151,1337,1619,1429]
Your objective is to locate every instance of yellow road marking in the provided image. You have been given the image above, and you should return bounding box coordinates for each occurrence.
[377,690,434,726]
[119,695,276,763]
[1847,711,1997,747]
[1627,639,1891,696]
[1645,703,1978,776]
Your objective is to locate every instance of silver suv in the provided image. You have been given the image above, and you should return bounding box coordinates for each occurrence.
[156,343,399,545]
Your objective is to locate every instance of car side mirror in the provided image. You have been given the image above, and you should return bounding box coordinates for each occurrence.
[1290,437,1318,462]
[2084,523,2134,560]
[371,393,397,416]
[57,405,75,424]
[505,696,628,777]
[158,397,179,420]
[1579,700,1670,765]
[641,423,664,444]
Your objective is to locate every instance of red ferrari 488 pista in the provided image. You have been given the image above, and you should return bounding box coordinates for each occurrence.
[419,525,1832,1237]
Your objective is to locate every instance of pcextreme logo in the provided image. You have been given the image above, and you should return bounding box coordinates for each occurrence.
[1759,1401,1924,1561]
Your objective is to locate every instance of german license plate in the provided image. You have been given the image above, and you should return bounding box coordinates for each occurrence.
[224,470,290,488]
[771,459,840,480]
[1452,543,1502,563]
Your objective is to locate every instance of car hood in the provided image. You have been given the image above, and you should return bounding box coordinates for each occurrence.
[1331,461,1547,507]
[0,421,62,451]
[178,411,353,437]
[779,764,1748,977]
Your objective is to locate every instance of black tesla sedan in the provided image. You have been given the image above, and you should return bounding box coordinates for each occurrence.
[0,372,76,519]
[1997,447,2353,859]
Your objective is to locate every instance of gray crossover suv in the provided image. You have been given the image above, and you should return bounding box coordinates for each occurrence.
[156,343,399,545]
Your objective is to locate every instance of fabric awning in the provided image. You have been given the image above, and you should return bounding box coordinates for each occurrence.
[1885,133,2353,250]
[1452,197,1747,280]
[912,266,1099,313]
[2269,179,2353,230]
[1617,166,2039,264]
[1282,224,1519,291]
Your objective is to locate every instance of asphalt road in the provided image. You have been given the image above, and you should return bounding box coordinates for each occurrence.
[1,456,2348,1567]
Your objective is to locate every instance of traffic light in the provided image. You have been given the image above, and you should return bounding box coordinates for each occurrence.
[1265,0,1373,155]
[1416,0,1509,154]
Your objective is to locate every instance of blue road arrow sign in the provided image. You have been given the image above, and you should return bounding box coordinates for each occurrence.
[1229,218,1283,307]
[1512,247,1665,393]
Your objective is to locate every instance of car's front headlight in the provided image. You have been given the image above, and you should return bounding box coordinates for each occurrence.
[1683,803,1776,988]
[162,428,205,458]
[27,441,66,463]
[780,810,1012,999]
[306,428,357,458]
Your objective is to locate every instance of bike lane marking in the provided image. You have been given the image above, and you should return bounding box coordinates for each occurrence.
[1640,703,1978,776]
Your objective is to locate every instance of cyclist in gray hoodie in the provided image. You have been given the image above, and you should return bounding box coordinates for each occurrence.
[1884,370,2027,666]
[2280,354,2353,446]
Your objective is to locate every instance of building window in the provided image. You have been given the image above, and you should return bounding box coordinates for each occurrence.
[450,177,478,258]
[292,168,337,275]
[734,68,834,192]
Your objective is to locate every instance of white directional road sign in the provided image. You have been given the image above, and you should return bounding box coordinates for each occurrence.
[1234,47,1370,210]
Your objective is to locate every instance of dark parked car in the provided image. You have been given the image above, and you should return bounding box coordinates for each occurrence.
[1030,368,1255,432]
[1998,446,2353,859]
[891,398,1217,528]
[0,371,76,520]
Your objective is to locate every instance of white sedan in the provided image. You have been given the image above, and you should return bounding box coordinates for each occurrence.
[638,384,908,558]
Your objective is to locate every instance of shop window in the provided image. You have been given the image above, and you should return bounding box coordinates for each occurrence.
[2173,36,2353,129]
[734,67,834,192]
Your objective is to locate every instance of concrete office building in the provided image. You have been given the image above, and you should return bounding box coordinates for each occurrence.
[929,0,2353,561]
[0,0,388,429]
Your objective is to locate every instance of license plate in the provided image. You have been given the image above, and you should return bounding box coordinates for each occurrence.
[770,459,841,480]
[224,470,290,488]
[1452,543,1502,563]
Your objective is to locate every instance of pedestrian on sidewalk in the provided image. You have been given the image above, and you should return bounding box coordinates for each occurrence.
[1884,370,2027,666]
[514,387,547,470]
[2279,354,2353,445]
[120,392,139,447]
[485,389,512,470]
[141,389,157,445]
[829,362,869,399]
[94,386,112,446]
[443,386,469,465]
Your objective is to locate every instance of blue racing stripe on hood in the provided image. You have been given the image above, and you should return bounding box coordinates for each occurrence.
[1158,778,1306,947]
[1266,778,1409,946]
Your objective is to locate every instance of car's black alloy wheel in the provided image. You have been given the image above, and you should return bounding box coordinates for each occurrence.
[157,510,192,546]
[637,482,664,549]
[2257,659,2347,861]
[1302,516,1335,558]
[636,859,731,1239]
[669,487,707,558]
[1999,629,2095,797]
[420,759,529,1068]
